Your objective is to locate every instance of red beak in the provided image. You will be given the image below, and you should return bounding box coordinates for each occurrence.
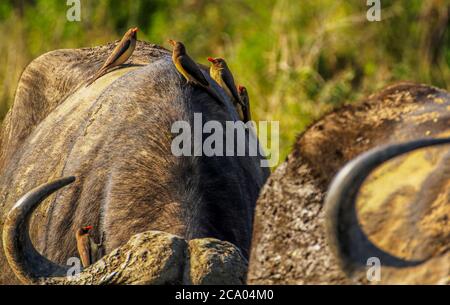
[207,57,215,63]
[84,226,93,231]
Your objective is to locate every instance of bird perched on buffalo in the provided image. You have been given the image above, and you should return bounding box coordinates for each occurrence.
[238,85,252,123]
[75,226,104,268]
[86,27,139,87]
[208,57,246,120]
[168,39,224,105]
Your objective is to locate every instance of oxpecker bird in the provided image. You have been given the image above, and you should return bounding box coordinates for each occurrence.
[86,27,138,87]
[75,226,104,268]
[207,57,241,103]
[168,39,224,105]
[238,85,252,123]
[208,57,245,119]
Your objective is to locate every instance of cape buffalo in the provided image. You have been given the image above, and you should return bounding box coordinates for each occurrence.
[0,41,269,284]
[248,83,450,284]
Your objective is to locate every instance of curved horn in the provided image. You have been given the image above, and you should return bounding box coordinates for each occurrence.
[325,137,450,280]
[3,176,76,284]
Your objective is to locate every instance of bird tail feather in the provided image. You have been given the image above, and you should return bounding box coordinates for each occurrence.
[85,67,108,87]
[200,85,226,105]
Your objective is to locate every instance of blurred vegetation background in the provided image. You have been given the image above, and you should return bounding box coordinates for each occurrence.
[0,0,448,165]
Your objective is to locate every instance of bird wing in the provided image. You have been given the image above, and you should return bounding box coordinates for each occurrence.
[179,55,209,87]
[89,238,100,263]
[221,69,242,105]
[77,237,91,267]
[102,39,131,69]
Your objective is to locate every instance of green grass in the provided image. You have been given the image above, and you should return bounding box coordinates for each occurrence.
[0,0,448,167]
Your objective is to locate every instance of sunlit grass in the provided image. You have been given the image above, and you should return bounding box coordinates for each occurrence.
[0,0,448,168]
